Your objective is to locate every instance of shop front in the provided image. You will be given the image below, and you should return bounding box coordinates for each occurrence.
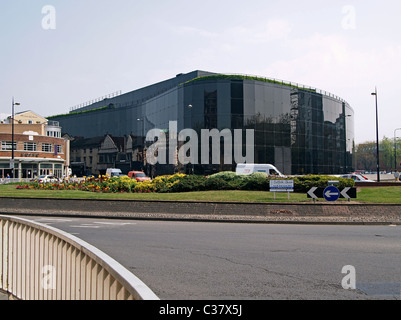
[0,158,65,179]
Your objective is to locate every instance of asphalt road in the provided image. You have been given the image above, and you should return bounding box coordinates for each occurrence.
[17,216,401,300]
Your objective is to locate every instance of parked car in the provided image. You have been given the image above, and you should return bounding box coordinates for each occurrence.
[128,171,151,182]
[340,174,375,182]
[352,172,371,180]
[33,175,61,183]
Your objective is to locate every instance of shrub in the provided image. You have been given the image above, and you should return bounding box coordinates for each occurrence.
[293,175,354,193]
[205,177,235,190]
[207,171,250,190]
[169,175,207,193]
[134,180,155,193]
[151,173,186,193]
[239,173,270,191]
[208,171,238,181]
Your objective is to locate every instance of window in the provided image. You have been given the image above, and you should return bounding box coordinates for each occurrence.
[24,142,37,151]
[42,143,52,152]
[56,145,62,153]
[46,131,60,137]
[1,141,16,151]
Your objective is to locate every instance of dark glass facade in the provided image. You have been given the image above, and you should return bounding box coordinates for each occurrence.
[50,71,354,175]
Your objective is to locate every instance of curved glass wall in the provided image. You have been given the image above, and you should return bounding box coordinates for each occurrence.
[182,78,354,175]
[53,73,354,176]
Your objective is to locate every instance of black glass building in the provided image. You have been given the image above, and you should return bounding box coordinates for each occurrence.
[49,70,354,175]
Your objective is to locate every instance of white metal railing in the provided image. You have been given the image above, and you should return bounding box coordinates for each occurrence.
[0,215,159,300]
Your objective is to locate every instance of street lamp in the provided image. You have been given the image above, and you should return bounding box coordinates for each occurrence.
[11,97,20,179]
[394,128,401,171]
[371,88,380,182]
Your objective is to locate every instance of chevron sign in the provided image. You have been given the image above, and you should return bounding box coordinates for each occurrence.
[307,187,357,200]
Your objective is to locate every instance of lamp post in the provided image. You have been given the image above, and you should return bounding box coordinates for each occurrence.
[11,97,20,179]
[371,88,380,182]
[394,128,401,171]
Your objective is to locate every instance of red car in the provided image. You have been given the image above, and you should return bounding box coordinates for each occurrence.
[128,171,151,182]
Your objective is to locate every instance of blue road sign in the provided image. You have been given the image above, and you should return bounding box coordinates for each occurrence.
[323,186,340,202]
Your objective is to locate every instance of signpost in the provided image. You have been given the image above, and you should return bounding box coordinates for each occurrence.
[270,180,294,200]
[307,186,357,202]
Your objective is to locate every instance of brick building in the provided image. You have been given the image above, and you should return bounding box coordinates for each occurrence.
[0,111,70,179]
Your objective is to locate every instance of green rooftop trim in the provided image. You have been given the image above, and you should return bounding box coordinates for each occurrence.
[47,104,116,120]
[182,74,317,92]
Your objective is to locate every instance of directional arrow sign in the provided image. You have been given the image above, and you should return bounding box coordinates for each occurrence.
[307,187,324,199]
[308,187,356,200]
[340,187,357,199]
[341,187,351,199]
[307,187,319,199]
[324,186,340,202]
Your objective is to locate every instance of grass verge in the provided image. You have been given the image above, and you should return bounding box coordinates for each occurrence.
[0,184,400,204]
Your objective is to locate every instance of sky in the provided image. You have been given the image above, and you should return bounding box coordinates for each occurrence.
[1,0,400,144]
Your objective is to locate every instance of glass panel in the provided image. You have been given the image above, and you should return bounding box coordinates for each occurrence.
[1,141,16,151]
[24,142,37,151]
[42,143,52,152]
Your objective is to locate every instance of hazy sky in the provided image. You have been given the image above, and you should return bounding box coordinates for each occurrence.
[1,0,400,143]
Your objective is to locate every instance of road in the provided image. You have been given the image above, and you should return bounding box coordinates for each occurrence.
[17,216,401,300]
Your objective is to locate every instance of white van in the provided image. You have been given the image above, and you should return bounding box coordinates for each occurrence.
[236,164,286,177]
[106,168,123,177]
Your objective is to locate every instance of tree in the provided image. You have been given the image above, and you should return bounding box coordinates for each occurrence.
[380,137,394,171]
[355,141,376,171]
[355,137,401,172]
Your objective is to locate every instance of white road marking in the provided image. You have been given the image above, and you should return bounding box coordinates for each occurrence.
[35,218,74,222]
[69,224,101,229]
[25,217,137,229]
[93,222,136,226]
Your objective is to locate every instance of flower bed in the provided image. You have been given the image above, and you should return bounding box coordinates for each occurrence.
[17,173,354,194]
